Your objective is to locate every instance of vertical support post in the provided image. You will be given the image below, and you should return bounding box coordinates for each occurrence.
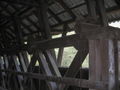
[3,55,9,69]
[22,51,29,68]
[35,0,56,60]
[13,16,24,46]
[57,24,67,67]
[18,53,27,72]
[12,55,23,90]
[108,40,119,90]
[0,56,6,88]
[87,0,119,90]
[86,0,98,90]
[118,41,120,84]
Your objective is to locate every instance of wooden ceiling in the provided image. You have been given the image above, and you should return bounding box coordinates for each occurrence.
[0,0,120,41]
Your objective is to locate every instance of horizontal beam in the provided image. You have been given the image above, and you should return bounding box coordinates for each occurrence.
[1,23,120,54]
[29,23,120,51]
[79,22,120,39]
[29,34,86,51]
[0,69,107,89]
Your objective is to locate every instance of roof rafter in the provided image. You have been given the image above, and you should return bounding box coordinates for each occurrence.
[48,8,62,22]
[56,0,76,20]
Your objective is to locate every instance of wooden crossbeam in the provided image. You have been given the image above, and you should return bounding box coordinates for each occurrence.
[12,55,24,90]
[48,9,62,23]
[18,53,27,72]
[25,49,61,90]
[29,22,120,51]
[6,56,19,89]
[60,40,88,90]
[21,51,29,68]
[1,22,120,54]
[44,50,61,77]
[37,51,59,90]
[56,0,76,19]
[0,69,107,89]
[29,34,84,51]
[3,55,9,69]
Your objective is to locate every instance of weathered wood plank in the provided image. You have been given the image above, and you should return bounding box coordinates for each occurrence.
[57,25,68,66]
[60,40,88,90]
[0,56,6,88]
[37,51,58,90]
[12,55,24,90]
[44,50,61,77]
[21,51,29,68]
[18,53,27,72]
[28,23,120,52]
[0,69,107,89]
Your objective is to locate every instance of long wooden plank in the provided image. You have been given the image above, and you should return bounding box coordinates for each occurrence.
[37,51,58,90]
[29,34,87,51]
[18,53,27,72]
[108,40,119,90]
[28,23,120,51]
[57,25,67,66]
[44,50,61,77]
[35,0,57,60]
[89,40,119,90]
[7,56,19,90]
[118,41,120,84]
[60,40,88,90]
[0,69,107,89]
[0,56,6,88]
[3,55,9,69]
[21,51,29,68]
[24,52,37,90]
[12,55,24,90]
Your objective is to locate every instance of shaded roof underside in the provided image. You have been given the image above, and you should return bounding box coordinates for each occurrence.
[0,0,120,40]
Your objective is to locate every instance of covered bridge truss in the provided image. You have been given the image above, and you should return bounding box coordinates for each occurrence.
[0,0,120,90]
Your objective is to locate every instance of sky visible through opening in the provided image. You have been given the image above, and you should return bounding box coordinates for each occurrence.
[109,21,120,28]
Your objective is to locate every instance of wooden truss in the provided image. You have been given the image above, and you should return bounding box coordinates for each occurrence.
[0,0,120,90]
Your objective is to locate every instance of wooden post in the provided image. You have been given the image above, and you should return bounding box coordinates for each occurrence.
[35,0,56,60]
[88,0,119,90]
[57,24,68,67]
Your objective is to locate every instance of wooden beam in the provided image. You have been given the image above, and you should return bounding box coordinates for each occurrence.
[35,0,57,60]
[56,0,76,19]
[0,69,107,89]
[18,53,27,72]
[29,22,120,51]
[12,55,24,90]
[48,9,62,23]
[44,50,61,77]
[37,51,59,90]
[60,43,88,89]
[57,25,67,66]
[21,51,29,68]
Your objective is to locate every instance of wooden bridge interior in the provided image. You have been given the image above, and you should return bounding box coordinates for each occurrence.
[0,0,120,90]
